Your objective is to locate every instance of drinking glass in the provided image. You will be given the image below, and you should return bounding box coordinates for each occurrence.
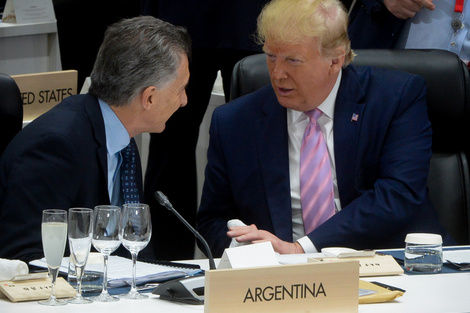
[91,205,121,302]
[39,209,68,306]
[119,203,152,299]
[67,208,93,304]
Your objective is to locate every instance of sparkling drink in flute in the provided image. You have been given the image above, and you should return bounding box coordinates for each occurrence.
[39,209,68,306]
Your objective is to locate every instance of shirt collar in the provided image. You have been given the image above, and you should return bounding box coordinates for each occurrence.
[98,99,130,155]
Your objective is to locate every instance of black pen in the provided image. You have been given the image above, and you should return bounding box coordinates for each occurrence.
[370,281,406,293]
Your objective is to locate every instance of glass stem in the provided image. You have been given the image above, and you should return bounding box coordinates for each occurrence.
[102,254,110,295]
[49,267,59,300]
[76,265,84,297]
[130,251,138,293]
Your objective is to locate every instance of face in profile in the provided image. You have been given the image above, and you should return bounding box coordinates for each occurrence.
[149,55,190,133]
[264,37,342,112]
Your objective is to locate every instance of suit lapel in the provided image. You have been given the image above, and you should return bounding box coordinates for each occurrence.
[256,90,293,242]
[334,66,366,206]
[83,95,109,190]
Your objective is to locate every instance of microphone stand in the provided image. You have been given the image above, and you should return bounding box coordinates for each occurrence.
[154,191,216,270]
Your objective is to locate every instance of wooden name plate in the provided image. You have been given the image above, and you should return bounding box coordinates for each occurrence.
[12,70,78,122]
[0,277,76,302]
[205,260,359,313]
[310,254,404,277]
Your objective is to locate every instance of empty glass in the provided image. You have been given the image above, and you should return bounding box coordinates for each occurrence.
[91,205,121,302]
[119,203,152,299]
[67,208,93,304]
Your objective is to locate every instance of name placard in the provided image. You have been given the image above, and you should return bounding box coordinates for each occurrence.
[205,260,359,313]
[11,70,78,122]
[218,241,279,269]
[310,254,404,277]
[2,0,56,24]
[0,277,76,302]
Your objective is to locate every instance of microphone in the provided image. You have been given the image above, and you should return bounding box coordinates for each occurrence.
[154,191,216,270]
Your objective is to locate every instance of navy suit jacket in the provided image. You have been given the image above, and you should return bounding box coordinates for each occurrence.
[0,94,144,262]
[197,65,449,257]
[348,0,405,49]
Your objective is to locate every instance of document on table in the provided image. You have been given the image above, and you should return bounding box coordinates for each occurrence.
[276,253,324,264]
[443,249,470,264]
[30,255,202,288]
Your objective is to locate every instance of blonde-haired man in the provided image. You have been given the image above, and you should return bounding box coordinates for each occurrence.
[197,0,451,257]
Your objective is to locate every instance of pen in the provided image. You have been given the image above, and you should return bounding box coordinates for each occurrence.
[370,281,406,293]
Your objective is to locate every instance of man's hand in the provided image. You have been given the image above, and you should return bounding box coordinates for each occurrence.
[227,224,305,254]
[383,0,435,19]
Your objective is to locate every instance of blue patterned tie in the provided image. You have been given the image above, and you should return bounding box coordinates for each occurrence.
[120,138,140,204]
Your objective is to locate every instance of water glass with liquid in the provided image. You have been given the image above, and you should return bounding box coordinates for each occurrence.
[404,233,443,273]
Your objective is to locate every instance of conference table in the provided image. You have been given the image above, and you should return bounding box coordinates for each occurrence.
[2,253,470,313]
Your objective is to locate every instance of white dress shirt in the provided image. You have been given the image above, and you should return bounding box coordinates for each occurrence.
[288,70,342,253]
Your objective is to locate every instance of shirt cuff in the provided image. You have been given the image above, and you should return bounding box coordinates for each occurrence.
[297,236,318,253]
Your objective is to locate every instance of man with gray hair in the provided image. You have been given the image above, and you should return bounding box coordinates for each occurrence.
[0,16,190,262]
[197,0,451,257]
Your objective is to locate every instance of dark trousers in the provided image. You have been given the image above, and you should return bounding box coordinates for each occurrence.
[144,48,258,260]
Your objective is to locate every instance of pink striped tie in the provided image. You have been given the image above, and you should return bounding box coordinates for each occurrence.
[300,109,335,234]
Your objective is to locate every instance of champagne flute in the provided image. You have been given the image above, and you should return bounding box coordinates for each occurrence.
[67,208,93,304]
[91,205,121,302]
[119,203,152,299]
[39,209,68,306]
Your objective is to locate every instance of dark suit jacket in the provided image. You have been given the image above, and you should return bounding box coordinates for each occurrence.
[197,65,449,257]
[347,0,405,49]
[0,94,144,262]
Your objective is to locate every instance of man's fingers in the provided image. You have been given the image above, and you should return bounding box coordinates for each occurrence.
[414,0,435,10]
[227,224,258,239]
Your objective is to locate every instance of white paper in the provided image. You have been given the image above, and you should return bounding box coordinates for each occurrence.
[443,249,470,264]
[11,0,55,24]
[218,241,279,269]
[29,255,202,287]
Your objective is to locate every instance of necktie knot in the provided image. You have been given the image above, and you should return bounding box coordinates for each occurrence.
[122,141,136,162]
[305,108,322,124]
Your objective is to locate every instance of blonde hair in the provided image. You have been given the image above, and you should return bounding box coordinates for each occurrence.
[256,0,355,65]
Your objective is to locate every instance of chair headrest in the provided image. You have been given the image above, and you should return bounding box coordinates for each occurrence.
[0,73,23,118]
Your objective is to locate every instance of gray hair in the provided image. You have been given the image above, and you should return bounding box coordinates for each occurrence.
[89,16,191,107]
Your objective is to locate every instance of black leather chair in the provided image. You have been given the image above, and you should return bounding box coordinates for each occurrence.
[230,49,470,244]
[0,73,23,157]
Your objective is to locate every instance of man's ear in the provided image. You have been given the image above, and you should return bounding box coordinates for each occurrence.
[330,55,345,73]
[329,47,346,73]
[141,86,157,110]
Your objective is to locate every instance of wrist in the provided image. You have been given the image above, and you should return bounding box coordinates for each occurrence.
[294,241,305,254]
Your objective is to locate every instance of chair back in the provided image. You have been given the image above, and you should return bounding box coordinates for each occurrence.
[230,49,470,244]
[0,73,23,156]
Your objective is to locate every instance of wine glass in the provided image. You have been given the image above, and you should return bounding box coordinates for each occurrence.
[91,205,121,302]
[67,208,93,304]
[39,209,68,306]
[119,203,152,299]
